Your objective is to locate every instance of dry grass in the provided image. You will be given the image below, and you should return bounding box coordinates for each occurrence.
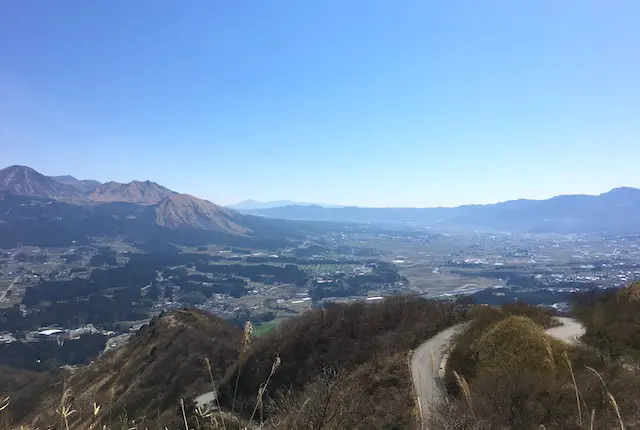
[584,365,625,430]
[5,295,638,429]
[231,321,253,415]
[0,397,9,411]
[433,306,640,429]
[564,352,582,428]
[2,298,469,429]
[0,318,283,430]
[19,309,243,429]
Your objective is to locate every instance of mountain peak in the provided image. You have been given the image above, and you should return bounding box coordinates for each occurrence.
[603,186,640,195]
[0,165,87,202]
[88,180,176,204]
[4,165,37,173]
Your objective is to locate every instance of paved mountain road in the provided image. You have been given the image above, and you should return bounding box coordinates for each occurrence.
[546,317,585,344]
[410,317,586,429]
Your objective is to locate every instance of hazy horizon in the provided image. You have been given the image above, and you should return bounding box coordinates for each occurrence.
[5,162,635,210]
[2,1,639,207]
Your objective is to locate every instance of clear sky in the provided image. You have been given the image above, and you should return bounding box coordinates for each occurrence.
[1,1,638,208]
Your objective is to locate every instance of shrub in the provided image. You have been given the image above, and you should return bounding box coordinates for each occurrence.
[472,315,556,377]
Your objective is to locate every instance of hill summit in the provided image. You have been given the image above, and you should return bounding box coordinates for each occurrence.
[88,180,176,204]
[25,309,243,429]
[0,165,87,202]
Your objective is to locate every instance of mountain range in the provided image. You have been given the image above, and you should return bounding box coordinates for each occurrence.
[0,165,305,249]
[244,187,640,234]
[1,167,88,202]
[229,199,343,210]
[2,164,640,245]
[87,180,175,204]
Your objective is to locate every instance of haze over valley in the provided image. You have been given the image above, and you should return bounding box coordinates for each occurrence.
[3,163,640,428]
[2,1,640,428]
[2,163,639,345]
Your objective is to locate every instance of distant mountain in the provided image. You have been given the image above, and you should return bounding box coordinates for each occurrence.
[230,199,343,210]
[154,194,249,234]
[49,175,102,194]
[88,180,176,204]
[0,165,308,249]
[246,188,640,234]
[0,191,301,249]
[0,165,87,202]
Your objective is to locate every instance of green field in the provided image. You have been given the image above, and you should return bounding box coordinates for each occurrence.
[254,319,285,337]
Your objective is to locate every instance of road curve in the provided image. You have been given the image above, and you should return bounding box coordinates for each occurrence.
[410,317,586,428]
[546,317,585,345]
[410,324,463,425]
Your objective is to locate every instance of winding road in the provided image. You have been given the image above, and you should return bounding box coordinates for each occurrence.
[410,317,586,428]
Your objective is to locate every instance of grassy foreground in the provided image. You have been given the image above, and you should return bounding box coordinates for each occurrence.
[1,296,470,429]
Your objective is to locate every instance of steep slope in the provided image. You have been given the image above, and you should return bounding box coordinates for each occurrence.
[88,180,176,204]
[154,194,249,234]
[50,175,102,194]
[0,365,54,425]
[0,191,299,249]
[25,309,243,429]
[0,165,87,202]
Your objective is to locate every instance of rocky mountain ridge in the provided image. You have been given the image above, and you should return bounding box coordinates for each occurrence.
[0,165,302,247]
[88,180,176,204]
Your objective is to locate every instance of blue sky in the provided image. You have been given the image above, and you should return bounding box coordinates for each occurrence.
[1,1,639,207]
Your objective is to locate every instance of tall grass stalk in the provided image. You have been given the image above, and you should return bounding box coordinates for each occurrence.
[0,395,9,412]
[585,366,625,430]
[109,385,115,430]
[180,398,189,430]
[56,373,76,430]
[205,357,227,430]
[248,353,281,427]
[232,321,253,414]
[607,393,624,430]
[57,398,75,430]
[564,352,583,428]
